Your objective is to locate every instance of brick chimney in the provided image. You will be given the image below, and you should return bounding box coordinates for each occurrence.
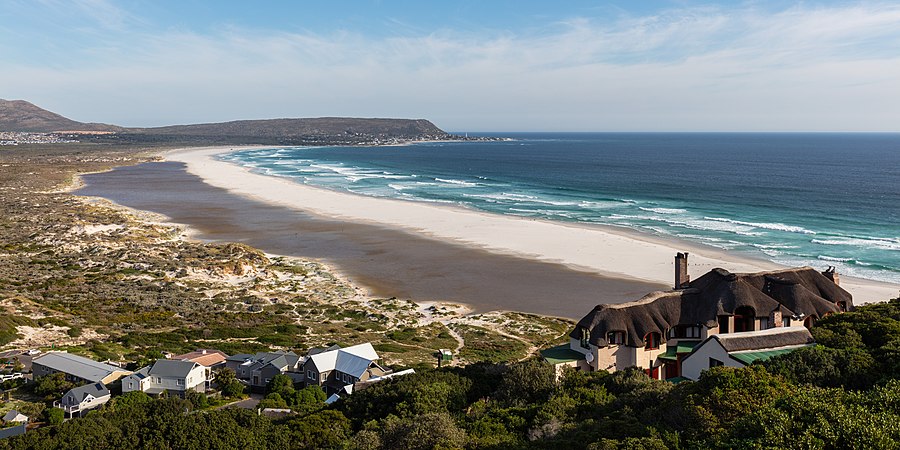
[675,252,690,289]
[822,266,840,286]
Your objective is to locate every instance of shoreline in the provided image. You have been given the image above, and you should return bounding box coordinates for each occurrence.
[164,145,899,304]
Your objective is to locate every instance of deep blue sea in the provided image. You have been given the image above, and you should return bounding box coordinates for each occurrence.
[219,133,900,284]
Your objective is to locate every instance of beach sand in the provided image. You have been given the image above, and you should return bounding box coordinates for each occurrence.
[77,145,898,318]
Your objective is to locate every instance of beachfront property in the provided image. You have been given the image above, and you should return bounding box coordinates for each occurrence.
[549,253,852,380]
[55,383,111,418]
[31,352,132,385]
[170,349,228,390]
[2,410,28,424]
[301,343,390,395]
[680,327,815,380]
[224,351,304,392]
[122,359,206,397]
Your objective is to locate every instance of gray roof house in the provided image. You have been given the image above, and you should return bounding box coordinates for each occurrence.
[55,383,111,418]
[2,410,28,424]
[303,343,390,395]
[31,352,131,385]
[122,360,206,397]
[225,351,303,391]
[681,327,815,380]
[557,253,851,381]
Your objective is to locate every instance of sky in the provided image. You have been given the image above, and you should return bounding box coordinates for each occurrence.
[2,0,900,131]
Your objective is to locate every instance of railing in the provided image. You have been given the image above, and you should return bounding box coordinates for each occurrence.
[52,401,80,413]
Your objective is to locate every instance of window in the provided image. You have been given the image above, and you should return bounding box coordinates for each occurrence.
[782,317,791,327]
[669,325,701,339]
[734,306,756,332]
[307,370,314,379]
[644,332,661,350]
[759,317,769,330]
[606,331,625,345]
[177,379,184,386]
[718,316,730,334]
[580,327,591,349]
[709,358,723,368]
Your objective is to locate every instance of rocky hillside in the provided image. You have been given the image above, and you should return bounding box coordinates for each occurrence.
[136,117,448,139]
[0,99,122,132]
[0,99,448,140]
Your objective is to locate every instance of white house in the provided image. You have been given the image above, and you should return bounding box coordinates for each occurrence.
[55,383,111,418]
[680,327,815,381]
[302,343,390,395]
[122,359,206,397]
[2,410,28,424]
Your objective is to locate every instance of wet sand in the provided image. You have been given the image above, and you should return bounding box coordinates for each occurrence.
[76,161,667,319]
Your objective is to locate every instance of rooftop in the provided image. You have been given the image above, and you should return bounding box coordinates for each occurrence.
[540,344,586,365]
[33,352,129,383]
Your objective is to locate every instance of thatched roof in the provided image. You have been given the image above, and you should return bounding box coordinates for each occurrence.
[713,326,814,352]
[572,267,852,347]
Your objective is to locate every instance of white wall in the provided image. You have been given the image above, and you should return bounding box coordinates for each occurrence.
[681,340,745,380]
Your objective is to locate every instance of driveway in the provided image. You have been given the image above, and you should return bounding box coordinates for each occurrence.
[220,393,263,410]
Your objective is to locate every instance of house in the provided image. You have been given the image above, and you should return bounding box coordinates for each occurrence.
[225,351,303,392]
[560,253,851,380]
[55,383,110,418]
[170,349,228,389]
[31,352,131,385]
[1,410,27,424]
[302,343,390,395]
[680,327,815,380]
[122,359,206,397]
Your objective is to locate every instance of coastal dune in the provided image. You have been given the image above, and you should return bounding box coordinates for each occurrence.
[167,146,899,305]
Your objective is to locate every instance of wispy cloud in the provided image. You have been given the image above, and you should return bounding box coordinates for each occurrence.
[4,2,900,130]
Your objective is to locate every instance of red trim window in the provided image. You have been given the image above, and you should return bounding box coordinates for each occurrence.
[644,332,660,350]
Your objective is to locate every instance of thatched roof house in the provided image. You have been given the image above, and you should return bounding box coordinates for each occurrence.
[572,265,851,348]
[558,253,852,380]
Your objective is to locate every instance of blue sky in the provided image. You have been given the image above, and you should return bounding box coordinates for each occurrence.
[2,0,899,131]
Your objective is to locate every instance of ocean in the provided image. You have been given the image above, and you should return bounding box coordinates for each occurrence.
[219,133,900,285]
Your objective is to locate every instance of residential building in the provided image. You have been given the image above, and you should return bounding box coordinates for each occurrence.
[122,359,206,397]
[680,327,815,380]
[170,349,228,389]
[1,410,27,424]
[558,253,851,380]
[55,383,110,418]
[224,351,303,392]
[31,352,131,385]
[302,343,390,395]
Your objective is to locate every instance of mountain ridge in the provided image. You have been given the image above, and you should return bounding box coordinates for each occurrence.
[0,99,448,139]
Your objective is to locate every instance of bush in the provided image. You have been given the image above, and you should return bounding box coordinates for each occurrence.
[43,407,64,425]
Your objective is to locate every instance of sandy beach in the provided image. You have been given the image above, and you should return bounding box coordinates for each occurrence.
[161,146,899,305]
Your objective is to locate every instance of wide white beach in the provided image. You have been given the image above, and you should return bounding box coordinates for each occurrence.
[167,146,899,305]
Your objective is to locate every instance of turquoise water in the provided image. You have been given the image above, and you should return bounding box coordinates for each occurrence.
[219,133,900,284]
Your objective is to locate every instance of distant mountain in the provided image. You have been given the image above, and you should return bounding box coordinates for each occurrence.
[134,117,448,139]
[0,99,449,141]
[0,99,123,132]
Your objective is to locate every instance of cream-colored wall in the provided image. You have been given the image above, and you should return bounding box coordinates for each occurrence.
[681,341,745,380]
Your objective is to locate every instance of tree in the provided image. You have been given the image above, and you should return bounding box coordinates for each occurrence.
[267,374,295,397]
[495,359,556,406]
[379,412,467,450]
[215,368,245,398]
[43,407,64,425]
[285,409,352,449]
[112,391,153,410]
[33,372,75,398]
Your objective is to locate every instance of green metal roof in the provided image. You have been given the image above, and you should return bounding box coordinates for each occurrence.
[730,347,803,365]
[540,344,586,365]
[658,341,701,361]
[666,376,690,384]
